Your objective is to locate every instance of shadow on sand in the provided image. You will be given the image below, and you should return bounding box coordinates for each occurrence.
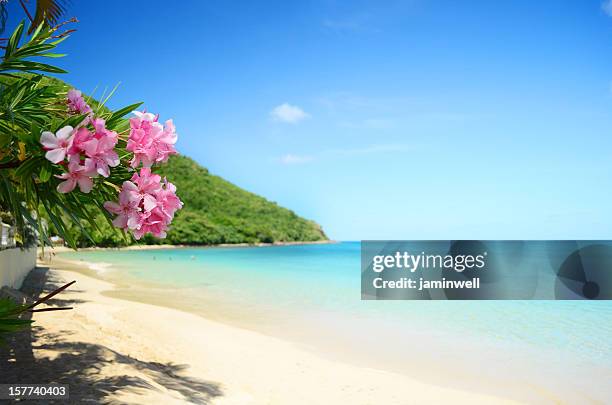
[0,267,223,404]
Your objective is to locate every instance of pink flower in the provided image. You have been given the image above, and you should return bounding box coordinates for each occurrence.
[132,209,168,239]
[67,119,119,177]
[55,156,98,193]
[126,111,178,168]
[92,118,113,139]
[103,187,139,229]
[132,111,157,122]
[157,119,178,163]
[81,119,119,177]
[67,89,92,115]
[126,167,162,210]
[68,127,93,156]
[104,168,182,240]
[40,126,74,163]
[156,178,183,221]
[82,139,120,177]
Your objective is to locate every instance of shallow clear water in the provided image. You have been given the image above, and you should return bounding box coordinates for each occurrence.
[60,242,612,401]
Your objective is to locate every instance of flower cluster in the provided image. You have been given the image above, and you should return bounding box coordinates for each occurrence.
[67,89,92,116]
[39,88,182,240]
[103,168,182,239]
[73,118,120,177]
[126,111,178,168]
[40,117,119,193]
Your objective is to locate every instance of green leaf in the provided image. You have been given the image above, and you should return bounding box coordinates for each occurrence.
[5,22,25,58]
[39,164,52,183]
[106,102,143,128]
[40,53,67,58]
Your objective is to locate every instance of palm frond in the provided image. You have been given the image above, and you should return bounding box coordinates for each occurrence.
[30,0,70,33]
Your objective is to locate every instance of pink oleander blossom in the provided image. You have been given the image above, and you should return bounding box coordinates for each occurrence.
[126,111,178,168]
[68,127,93,156]
[132,208,168,239]
[104,168,182,239]
[103,187,139,229]
[67,119,119,177]
[126,167,162,211]
[67,89,92,115]
[155,178,183,222]
[40,126,74,163]
[83,139,120,177]
[82,119,119,177]
[55,156,98,193]
[91,118,118,141]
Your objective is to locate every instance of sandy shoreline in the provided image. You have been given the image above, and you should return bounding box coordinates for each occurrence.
[42,239,338,254]
[5,259,522,404]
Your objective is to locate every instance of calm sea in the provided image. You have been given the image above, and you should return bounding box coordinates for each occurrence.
[59,242,612,402]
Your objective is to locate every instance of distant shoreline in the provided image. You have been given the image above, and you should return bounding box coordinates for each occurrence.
[41,239,338,254]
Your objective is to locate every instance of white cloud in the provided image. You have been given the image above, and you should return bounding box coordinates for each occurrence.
[271,103,310,124]
[278,144,408,165]
[326,144,409,156]
[603,0,612,16]
[279,154,314,165]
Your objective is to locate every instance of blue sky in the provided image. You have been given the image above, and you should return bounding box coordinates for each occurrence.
[8,0,612,240]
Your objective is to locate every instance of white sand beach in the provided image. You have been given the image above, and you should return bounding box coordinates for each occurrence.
[5,260,523,404]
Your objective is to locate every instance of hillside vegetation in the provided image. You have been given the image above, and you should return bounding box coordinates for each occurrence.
[152,155,327,245]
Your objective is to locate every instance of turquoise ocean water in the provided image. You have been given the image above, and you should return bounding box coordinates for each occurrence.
[60,242,612,401]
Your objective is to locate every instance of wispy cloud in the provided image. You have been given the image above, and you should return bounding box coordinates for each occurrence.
[317,91,477,126]
[270,103,310,124]
[323,13,374,32]
[322,2,416,33]
[325,144,409,156]
[603,0,612,16]
[317,92,383,111]
[278,144,409,165]
[338,118,396,130]
[279,154,314,165]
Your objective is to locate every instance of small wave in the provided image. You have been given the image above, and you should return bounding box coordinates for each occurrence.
[85,261,113,274]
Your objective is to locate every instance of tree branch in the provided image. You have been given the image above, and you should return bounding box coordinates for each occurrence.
[0,160,22,170]
[18,0,34,24]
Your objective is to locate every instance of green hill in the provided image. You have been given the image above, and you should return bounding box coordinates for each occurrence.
[69,155,327,247]
[152,155,327,245]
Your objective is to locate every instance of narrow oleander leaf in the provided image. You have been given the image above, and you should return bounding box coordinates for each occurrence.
[106,101,142,128]
[39,163,52,182]
[40,53,66,58]
[5,21,25,58]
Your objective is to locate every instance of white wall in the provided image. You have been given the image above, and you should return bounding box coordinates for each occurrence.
[0,247,36,289]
